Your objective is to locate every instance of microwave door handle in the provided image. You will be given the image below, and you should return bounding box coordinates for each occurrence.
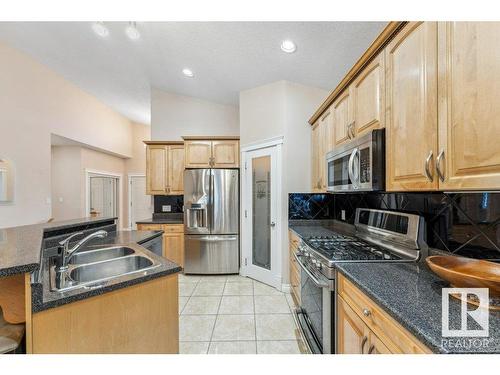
[348,148,358,187]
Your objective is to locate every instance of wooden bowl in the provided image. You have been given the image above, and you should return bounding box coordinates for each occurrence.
[426,255,500,297]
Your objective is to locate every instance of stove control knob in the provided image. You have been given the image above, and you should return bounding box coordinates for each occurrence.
[315,261,322,270]
[303,252,310,258]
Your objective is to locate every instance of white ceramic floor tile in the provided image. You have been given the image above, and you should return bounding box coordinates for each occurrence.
[179,296,189,314]
[226,275,253,283]
[256,340,301,354]
[208,341,257,354]
[179,341,210,354]
[254,295,291,314]
[218,296,254,314]
[192,282,226,296]
[223,282,254,296]
[179,274,201,283]
[179,282,197,297]
[255,314,298,340]
[182,296,221,315]
[212,315,256,341]
[198,275,228,283]
[179,315,216,342]
[253,281,283,296]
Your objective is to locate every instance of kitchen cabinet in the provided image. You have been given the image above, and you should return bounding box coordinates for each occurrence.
[351,52,385,138]
[332,90,352,147]
[311,108,332,192]
[437,22,500,190]
[137,223,184,267]
[337,273,431,354]
[184,137,240,168]
[288,230,301,306]
[145,142,185,195]
[385,21,438,191]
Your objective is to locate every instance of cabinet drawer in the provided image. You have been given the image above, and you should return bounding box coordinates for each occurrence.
[163,224,184,233]
[289,230,300,250]
[338,274,430,354]
[137,224,164,232]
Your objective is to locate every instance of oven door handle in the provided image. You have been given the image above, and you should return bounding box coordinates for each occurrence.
[293,252,330,289]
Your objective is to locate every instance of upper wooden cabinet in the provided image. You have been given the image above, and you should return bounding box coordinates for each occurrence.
[437,22,500,190]
[385,22,438,191]
[332,90,352,146]
[145,142,185,195]
[183,137,240,168]
[351,52,385,138]
[311,109,332,191]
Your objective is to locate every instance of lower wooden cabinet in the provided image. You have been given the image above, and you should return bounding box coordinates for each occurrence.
[137,223,184,267]
[288,230,301,306]
[337,273,431,354]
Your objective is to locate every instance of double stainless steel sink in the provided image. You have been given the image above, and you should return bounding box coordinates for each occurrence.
[49,245,160,292]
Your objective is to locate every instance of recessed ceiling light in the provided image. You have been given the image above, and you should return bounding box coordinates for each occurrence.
[182,68,194,78]
[92,22,109,38]
[125,22,140,40]
[280,39,296,53]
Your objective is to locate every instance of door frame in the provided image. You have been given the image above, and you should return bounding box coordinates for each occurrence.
[240,136,283,289]
[128,173,152,230]
[85,169,123,228]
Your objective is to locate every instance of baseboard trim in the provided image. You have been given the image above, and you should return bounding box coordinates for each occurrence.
[281,283,291,293]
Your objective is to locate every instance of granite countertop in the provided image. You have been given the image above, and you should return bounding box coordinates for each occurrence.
[0,217,117,277]
[288,220,500,354]
[136,213,184,225]
[32,229,181,312]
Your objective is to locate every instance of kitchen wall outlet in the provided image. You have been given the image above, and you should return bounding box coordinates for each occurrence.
[341,210,346,221]
[162,205,172,212]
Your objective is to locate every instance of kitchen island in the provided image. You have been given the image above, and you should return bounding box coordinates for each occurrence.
[0,217,181,354]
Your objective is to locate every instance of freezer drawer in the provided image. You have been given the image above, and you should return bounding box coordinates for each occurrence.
[184,235,239,274]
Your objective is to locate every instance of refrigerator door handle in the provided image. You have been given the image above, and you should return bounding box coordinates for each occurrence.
[197,236,238,242]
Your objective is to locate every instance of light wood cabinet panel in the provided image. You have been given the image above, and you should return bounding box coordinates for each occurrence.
[332,90,352,147]
[338,274,431,354]
[146,145,168,195]
[437,22,500,190]
[31,275,179,353]
[168,145,185,194]
[184,141,213,168]
[351,52,385,138]
[311,121,321,191]
[367,332,392,354]
[338,297,369,354]
[288,230,301,306]
[212,140,239,168]
[319,110,332,190]
[385,22,439,191]
[163,230,184,268]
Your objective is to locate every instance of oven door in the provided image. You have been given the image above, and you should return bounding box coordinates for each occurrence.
[293,254,334,354]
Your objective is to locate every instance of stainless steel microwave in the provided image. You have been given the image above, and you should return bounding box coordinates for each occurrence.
[326,129,385,192]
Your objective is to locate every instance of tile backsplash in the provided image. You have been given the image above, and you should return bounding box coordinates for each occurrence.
[289,192,500,261]
[154,195,184,213]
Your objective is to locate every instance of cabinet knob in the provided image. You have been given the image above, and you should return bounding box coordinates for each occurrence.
[363,308,371,317]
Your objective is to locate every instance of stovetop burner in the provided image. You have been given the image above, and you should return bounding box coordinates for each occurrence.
[305,234,402,262]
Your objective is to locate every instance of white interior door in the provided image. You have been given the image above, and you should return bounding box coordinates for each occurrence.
[89,175,118,218]
[129,175,152,229]
[241,144,281,289]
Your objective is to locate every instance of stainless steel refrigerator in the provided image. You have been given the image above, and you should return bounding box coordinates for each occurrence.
[183,169,239,274]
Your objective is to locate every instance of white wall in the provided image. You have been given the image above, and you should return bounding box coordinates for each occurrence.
[239,80,328,286]
[0,41,134,228]
[151,89,239,140]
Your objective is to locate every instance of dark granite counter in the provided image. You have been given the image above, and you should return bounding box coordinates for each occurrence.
[0,217,117,277]
[288,220,500,354]
[136,213,184,225]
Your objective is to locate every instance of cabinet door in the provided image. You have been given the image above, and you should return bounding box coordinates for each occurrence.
[333,90,352,146]
[437,22,500,190]
[168,145,185,195]
[184,141,212,168]
[163,232,184,267]
[212,140,239,168]
[367,333,392,354]
[385,22,438,191]
[311,121,321,191]
[351,53,385,138]
[146,145,168,195]
[319,110,332,190]
[337,297,370,354]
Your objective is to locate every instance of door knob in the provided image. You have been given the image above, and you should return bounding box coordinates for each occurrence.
[270,222,276,227]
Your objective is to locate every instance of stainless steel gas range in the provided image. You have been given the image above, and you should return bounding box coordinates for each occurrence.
[292,208,428,354]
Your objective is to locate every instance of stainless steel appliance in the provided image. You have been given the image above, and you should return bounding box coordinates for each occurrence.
[326,129,385,192]
[183,169,239,274]
[293,208,427,354]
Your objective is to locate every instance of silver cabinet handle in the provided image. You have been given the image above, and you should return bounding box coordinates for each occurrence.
[349,121,356,138]
[361,336,368,353]
[368,344,375,354]
[424,150,434,182]
[363,308,371,317]
[436,149,445,182]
